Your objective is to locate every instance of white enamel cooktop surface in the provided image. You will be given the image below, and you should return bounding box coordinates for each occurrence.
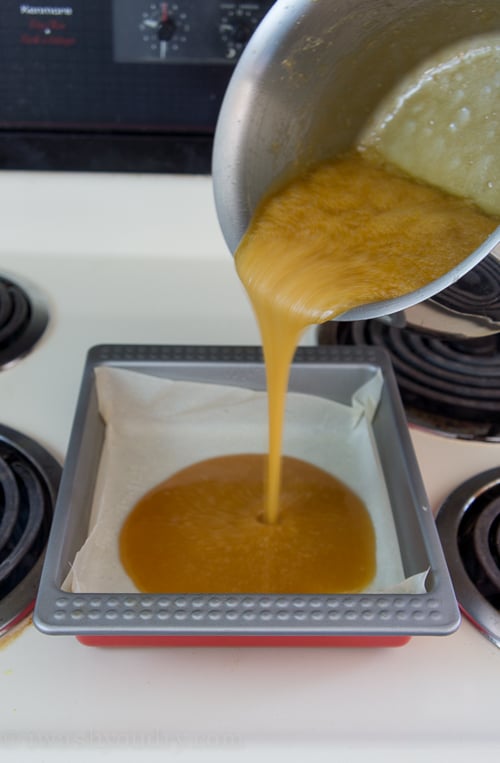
[0,171,499,763]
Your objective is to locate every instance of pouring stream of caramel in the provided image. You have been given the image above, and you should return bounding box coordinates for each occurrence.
[235,151,497,524]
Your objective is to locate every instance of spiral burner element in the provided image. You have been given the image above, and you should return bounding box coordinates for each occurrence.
[432,252,500,328]
[0,274,49,369]
[317,320,500,440]
[0,425,61,636]
[437,468,500,648]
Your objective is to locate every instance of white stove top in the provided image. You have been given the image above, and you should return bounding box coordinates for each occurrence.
[0,171,499,762]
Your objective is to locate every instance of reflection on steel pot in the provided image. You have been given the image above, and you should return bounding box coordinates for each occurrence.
[212,0,500,338]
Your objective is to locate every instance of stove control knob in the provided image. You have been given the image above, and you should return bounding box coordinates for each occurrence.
[230,19,253,45]
[136,2,189,59]
[158,16,176,42]
[219,4,270,61]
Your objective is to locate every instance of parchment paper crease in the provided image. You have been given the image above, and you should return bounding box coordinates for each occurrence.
[63,367,427,594]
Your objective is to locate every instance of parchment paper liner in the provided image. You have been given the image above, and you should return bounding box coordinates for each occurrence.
[63,367,428,594]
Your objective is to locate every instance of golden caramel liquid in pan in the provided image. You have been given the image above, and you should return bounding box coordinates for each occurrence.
[120,151,497,594]
[120,454,376,593]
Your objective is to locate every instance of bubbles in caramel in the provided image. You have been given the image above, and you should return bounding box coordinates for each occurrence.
[120,454,376,594]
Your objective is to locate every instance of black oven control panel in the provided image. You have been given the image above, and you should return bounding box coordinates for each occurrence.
[0,1,274,172]
[114,1,270,64]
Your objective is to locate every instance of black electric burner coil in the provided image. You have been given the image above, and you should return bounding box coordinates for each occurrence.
[317,320,500,441]
[437,468,500,648]
[0,425,61,636]
[432,253,500,324]
[0,275,49,369]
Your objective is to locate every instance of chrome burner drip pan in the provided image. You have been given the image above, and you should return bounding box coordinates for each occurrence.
[0,425,61,636]
[437,468,500,648]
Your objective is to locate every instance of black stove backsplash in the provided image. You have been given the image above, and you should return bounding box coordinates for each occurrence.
[0,1,274,172]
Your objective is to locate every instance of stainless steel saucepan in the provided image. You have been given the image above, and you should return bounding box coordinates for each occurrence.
[212,0,500,337]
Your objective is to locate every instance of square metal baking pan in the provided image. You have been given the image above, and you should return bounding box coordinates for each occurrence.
[34,344,460,647]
